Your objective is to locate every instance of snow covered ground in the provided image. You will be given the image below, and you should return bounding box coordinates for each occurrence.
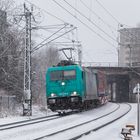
[0,103,139,140]
[80,103,139,140]
[0,105,54,125]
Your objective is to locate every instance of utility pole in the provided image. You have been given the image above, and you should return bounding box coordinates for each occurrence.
[128,44,132,67]
[137,83,140,136]
[78,44,82,66]
[23,3,32,116]
[117,23,123,67]
[133,83,140,136]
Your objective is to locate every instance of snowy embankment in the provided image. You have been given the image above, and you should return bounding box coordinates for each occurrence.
[39,103,130,140]
[0,105,54,125]
[80,103,139,140]
[0,103,139,140]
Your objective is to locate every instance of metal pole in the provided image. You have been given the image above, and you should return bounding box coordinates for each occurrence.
[117,47,119,67]
[128,44,132,67]
[78,44,82,66]
[117,24,120,67]
[138,83,140,136]
[29,10,32,116]
[23,4,32,116]
[117,23,122,67]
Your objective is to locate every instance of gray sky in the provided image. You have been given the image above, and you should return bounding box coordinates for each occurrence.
[17,0,140,64]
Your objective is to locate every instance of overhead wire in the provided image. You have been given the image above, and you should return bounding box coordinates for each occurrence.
[95,0,120,24]
[32,24,68,51]
[32,24,78,52]
[80,0,117,36]
[24,0,80,54]
[95,0,140,45]
[36,29,75,41]
[63,0,117,43]
[52,0,117,48]
[32,26,77,52]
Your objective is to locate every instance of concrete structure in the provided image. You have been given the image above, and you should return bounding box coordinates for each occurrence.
[118,28,140,67]
[88,66,140,103]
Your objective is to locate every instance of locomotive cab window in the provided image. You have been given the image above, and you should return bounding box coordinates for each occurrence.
[50,71,63,81]
[64,70,76,79]
[50,70,76,81]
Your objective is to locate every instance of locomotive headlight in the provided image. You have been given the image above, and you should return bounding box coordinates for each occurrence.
[61,82,65,86]
[71,91,77,96]
[51,93,56,97]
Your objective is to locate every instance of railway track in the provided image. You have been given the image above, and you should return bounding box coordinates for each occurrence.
[0,114,60,131]
[0,103,124,140]
[70,103,132,140]
[0,110,91,131]
[34,103,127,140]
[0,109,87,131]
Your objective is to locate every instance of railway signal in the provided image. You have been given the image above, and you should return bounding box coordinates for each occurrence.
[133,83,140,136]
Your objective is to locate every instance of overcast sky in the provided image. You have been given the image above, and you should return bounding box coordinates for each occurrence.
[17,0,140,64]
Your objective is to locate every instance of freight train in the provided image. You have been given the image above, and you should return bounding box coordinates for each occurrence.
[46,60,108,112]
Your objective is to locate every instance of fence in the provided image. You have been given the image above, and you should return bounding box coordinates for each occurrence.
[0,95,17,117]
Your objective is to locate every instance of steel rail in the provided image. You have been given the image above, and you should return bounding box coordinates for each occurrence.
[0,110,83,131]
[34,103,121,140]
[0,114,60,131]
[70,103,132,140]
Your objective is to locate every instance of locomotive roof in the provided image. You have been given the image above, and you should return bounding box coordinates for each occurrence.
[47,65,82,71]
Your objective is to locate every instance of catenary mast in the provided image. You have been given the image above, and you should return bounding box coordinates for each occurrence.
[23,3,32,116]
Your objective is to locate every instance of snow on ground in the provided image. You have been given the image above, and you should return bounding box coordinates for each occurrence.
[0,102,118,140]
[0,103,140,140]
[43,103,130,140]
[80,103,139,140]
[0,105,54,125]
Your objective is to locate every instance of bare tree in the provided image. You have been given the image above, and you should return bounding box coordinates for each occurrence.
[0,0,25,101]
[32,46,60,106]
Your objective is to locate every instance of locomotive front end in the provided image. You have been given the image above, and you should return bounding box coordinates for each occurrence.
[46,65,83,111]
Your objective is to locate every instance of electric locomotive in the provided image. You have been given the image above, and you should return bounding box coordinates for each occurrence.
[46,60,108,112]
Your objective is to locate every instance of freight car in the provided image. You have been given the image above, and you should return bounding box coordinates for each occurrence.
[46,61,108,112]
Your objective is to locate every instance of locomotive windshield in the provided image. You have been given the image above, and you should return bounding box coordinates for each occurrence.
[50,70,76,81]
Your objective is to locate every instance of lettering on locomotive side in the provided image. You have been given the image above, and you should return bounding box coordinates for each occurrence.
[59,93,69,96]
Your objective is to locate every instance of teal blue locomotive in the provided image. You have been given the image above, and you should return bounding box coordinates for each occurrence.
[46,61,108,112]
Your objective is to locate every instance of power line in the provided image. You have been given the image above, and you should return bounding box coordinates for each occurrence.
[94,0,140,45]
[63,0,117,43]
[95,0,133,29]
[32,24,68,51]
[80,0,117,33]
[95,0,120,24]
[33,24,72,29]
[52,0,117,48]
[32,26,77,52]
[35,29,74,41]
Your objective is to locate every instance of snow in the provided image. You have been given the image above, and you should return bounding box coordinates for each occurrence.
[80,103,139,140]
[0,105,53,125]
[0,103,139,140]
